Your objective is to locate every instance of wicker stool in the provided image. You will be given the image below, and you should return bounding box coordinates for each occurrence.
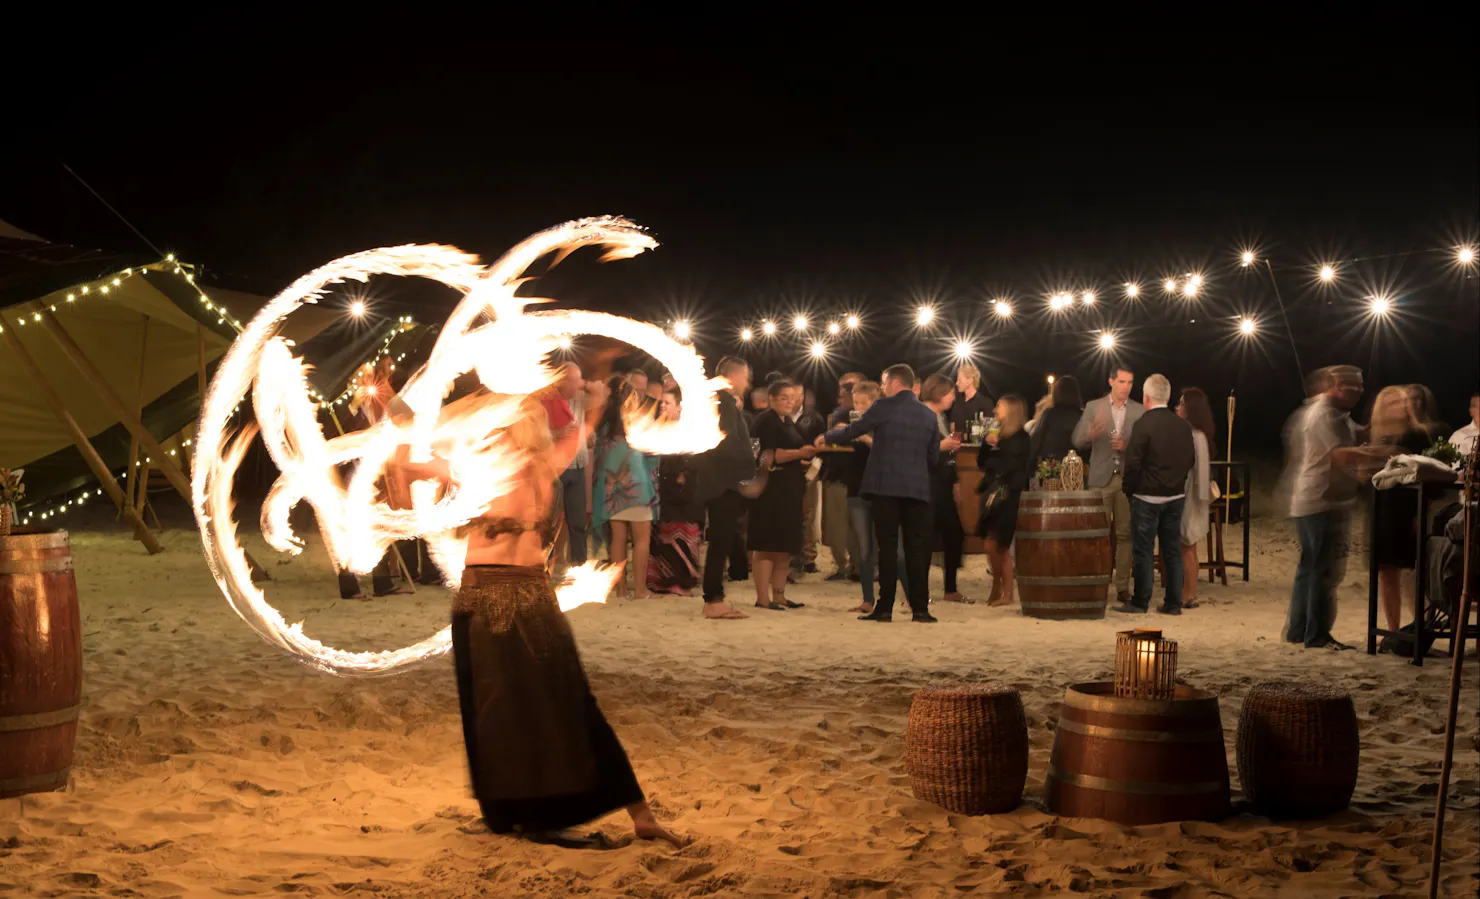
[1237,681,1359,817]
[905,684,1028,815]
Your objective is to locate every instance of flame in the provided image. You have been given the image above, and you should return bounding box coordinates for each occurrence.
[191,217,722,677]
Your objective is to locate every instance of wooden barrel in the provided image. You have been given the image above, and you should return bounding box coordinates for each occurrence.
[1045,682,1230,825]
[1014,490,1111,619]
[954,447,986,554]
[0,528,83,799]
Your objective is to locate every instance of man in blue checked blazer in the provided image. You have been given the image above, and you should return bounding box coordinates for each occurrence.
[818,364,940,623]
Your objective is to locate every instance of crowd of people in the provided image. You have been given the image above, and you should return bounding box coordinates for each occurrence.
[531,356,1313,627]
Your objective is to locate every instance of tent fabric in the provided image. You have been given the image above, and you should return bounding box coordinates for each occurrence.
[0,235,342,506]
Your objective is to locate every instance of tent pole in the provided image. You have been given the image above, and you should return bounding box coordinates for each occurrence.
[122,317,150,522]
[1,316,162,553]
[37,309,268,579]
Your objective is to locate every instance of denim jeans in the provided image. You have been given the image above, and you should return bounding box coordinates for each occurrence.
[1131,496,1185,611]
[847,497,877,607]
[1287,511,1349,647]
[558,466,587,565]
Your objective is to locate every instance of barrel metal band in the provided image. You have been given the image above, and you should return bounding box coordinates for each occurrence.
[1063,685,1218,716]
[1017,529,1110,539]
[0,557,74,574]
[1047,763,1225,796]
[1055,717,1223,743]
[1023,507,1107,516]
[0,704,81,732]
[1018,575,1112,586]
[0,769,69,793]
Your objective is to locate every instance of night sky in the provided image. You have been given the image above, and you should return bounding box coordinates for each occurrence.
[6,23,1478,452]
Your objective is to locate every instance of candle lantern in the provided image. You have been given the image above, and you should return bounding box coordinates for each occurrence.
[1114,628,1178,700]
[1060,451,1085,492]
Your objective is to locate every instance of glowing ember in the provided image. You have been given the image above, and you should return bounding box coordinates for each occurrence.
[192,217,723,677]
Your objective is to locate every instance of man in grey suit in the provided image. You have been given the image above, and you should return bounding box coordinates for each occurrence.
[1072,365,1144,605]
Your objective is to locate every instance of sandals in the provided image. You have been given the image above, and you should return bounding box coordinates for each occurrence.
[755,601,789,611]
[1183,598,1201,609]
[773,590,804,610]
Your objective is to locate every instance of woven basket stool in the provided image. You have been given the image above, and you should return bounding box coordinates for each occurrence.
[1237,680,1359,818]
[905,684,1028,815]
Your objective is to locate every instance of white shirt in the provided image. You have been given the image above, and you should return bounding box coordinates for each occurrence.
[1287,397,1357,518]
[1451,422,1478,458]
[1109,398,1129,435]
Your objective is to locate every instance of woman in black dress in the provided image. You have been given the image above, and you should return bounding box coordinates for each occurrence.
[1029,375,1083,464]
[403,386,681,849]
[748,378,819,610]
[977,395,1032,608]
[1371,384,1444,633]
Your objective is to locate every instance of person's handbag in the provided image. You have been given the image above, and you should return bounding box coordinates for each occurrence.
[737,449,774,499]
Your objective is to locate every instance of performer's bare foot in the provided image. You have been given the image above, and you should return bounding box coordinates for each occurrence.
[850,602,874,614]
[627,802,684,848]
[703,602,748,620]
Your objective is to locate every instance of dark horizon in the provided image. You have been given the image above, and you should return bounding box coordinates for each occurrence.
[6,29,1478,449]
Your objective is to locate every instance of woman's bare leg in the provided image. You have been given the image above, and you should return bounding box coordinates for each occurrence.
[984,541,1008,606]
[753,555,773,607]
[1379,566,1403,632]
[631,520,652,598]
[627,800,682,848]
[999,547,1016,606]
[770,552,790,597]
[1181,543,1200,604]
[609,521,630,594]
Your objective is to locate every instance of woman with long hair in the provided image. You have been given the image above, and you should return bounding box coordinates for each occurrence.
[748,378,819,610]
[1029,375,1083,463]
[1369,383,1440,633]
[976,395,1031,607]
[404,383,680,849]
[1176,387,1216,609]
[593,377,660,598]
[647,387,703,595]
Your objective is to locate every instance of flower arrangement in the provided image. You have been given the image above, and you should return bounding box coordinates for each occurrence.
[1423,436,1462,468]
[1,467,23,536]
[1035,457,1062,482]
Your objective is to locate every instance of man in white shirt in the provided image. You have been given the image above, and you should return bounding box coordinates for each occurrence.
[1282,365,1365,650]
[1449,392,1479,458]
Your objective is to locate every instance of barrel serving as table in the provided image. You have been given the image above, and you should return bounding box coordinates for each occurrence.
[1,528,83,798]
[1014,491,1111,619]
[1045,682,1230,825]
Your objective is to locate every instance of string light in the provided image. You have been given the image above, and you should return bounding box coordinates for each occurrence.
[1098,331,1117,350]
[915,305,936,327]
[952,339,974,360]
[1049,292,1072,311]
[792,314,809,332]
[672,320,692,340]
[1163,278,1178,294]
[1368,294,1393,316]
[349,300,368,318]
[1458,246,1477,266]
[993,299,1013,317]
[809,341,827,359]
[1240,250,1256,267]
[1124,282,1140,298]
[761,320,778,336]
[739,327,754,342]
[1080,290,1096,305]
[827,321,841,335]
[557,334,574,350]
[845,314,861,330]
[1239,316,1257,335]
[1318,264,1337,283]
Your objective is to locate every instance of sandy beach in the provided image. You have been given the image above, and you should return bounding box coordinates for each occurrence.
[2,507,1477,898]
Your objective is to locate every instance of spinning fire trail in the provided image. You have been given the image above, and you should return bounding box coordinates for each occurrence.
[191,217,725,677]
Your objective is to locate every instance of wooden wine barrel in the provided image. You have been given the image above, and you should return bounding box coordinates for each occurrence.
[1014,490,1111,619]
[954,447,986,554]
[1045,682,1230,825]
[0,528,83,799]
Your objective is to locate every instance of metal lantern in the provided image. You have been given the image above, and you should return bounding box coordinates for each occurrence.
[1060,450,1086,492]
[1114,628,1178,700]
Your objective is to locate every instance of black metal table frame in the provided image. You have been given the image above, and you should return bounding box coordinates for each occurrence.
[1365,479,1463,666]
[1208,461,1251,582]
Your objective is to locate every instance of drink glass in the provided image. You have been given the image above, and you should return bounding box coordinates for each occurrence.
[986,417,1001,440]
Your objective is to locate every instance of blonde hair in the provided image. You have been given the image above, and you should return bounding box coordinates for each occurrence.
[852,380,881,402]
[957,362,980,389]
[1369,385,1414,445]
[997,394,1027,437]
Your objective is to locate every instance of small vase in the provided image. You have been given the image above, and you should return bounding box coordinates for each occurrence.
[0,505,11,537]
[1043,478,1062,492]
